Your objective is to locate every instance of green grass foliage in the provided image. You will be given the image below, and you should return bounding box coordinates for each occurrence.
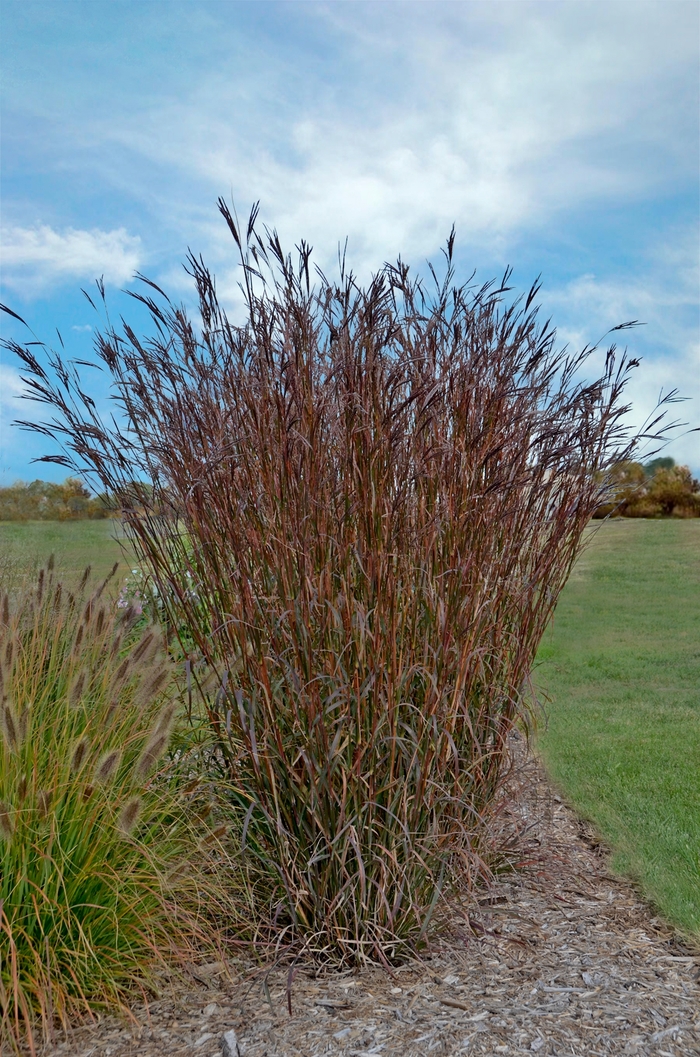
[0,562,230,1050]
[537,519,700,939]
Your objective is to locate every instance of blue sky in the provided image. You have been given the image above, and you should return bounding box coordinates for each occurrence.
[1,0,698,483]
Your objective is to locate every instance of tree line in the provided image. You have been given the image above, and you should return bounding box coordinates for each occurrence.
[593,458,700,518]
[0,477,115,520]
[0,459,697,521]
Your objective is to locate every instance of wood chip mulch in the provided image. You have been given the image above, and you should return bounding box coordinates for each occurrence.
[42,749,699,1057]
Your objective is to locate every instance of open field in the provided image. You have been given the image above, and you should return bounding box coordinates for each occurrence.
[537,518,700,938]
[0,518,130,589]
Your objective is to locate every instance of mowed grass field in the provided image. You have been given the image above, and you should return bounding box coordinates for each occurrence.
[537,519,700,939]
[0,519,131,589]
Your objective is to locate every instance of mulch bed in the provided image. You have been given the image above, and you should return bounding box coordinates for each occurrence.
[42,748,699,1057]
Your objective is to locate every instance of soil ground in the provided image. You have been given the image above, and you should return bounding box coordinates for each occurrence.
[40,748,699,1057]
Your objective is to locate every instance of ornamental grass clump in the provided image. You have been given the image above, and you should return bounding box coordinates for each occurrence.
[5,202,660,963]
[0,564,229,1051]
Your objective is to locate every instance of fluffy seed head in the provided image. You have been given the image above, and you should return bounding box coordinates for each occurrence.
[1,703,19,750]
[94,748,121,784]
[113,657,131,687]
[37,789,52,818]
[131,631,155,664]
[199,822,229,849]
[109,631,124,659]
[153,701,177,736]
[135,733,168,779]
[69,670,86,707]
[0,801,13,839]
[147,665,170,699]
[118,796,141,835]
[70,737,89,774]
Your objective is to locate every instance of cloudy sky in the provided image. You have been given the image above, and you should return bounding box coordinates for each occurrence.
[1,0,698,482]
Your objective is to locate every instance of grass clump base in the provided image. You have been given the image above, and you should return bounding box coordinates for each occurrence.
[0,563,234,1052]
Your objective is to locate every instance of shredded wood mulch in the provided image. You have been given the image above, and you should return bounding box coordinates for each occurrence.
[42,749,699,1057]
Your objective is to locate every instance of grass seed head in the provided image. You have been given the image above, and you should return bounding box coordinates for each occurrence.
[131,631,155,664]
[69,670,86,706]
[70,736,90,774]
[135,732,168,779]
[0,801,13,839]
[108,630,124,658]
[117,796,142,835]
[1,702,20,750]
[113,656,131,687]
[152,700,177,735]
[37,789,52,818]
[93,748,121,784]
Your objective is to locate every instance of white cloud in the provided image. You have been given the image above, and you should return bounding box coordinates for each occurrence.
[540,236,700,471]
[87,0,697,279]
[0,363,39,454]
[0,363,27,406]
[0,225,141,294]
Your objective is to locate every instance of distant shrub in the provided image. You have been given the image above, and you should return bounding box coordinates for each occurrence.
[646,465,700,517]
[0,477,115,521]
[0,563,233,1050]
[643,456,675,477]
[4,203,668,964]
[593,458,700,518]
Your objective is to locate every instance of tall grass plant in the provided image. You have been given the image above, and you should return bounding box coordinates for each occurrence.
[4,205,666,963]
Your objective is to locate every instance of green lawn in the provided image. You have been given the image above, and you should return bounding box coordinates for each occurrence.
[537,518,700,938]
[0,519,131,590]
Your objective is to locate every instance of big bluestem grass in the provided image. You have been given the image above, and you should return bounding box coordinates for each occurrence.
[4,205,672,964]
[0,565,237,1052]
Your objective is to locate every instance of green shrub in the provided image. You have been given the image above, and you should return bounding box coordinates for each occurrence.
[5,206,661,964]
[0,563,230,1050]
[593,459,700,518]
[0,478,112,522]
